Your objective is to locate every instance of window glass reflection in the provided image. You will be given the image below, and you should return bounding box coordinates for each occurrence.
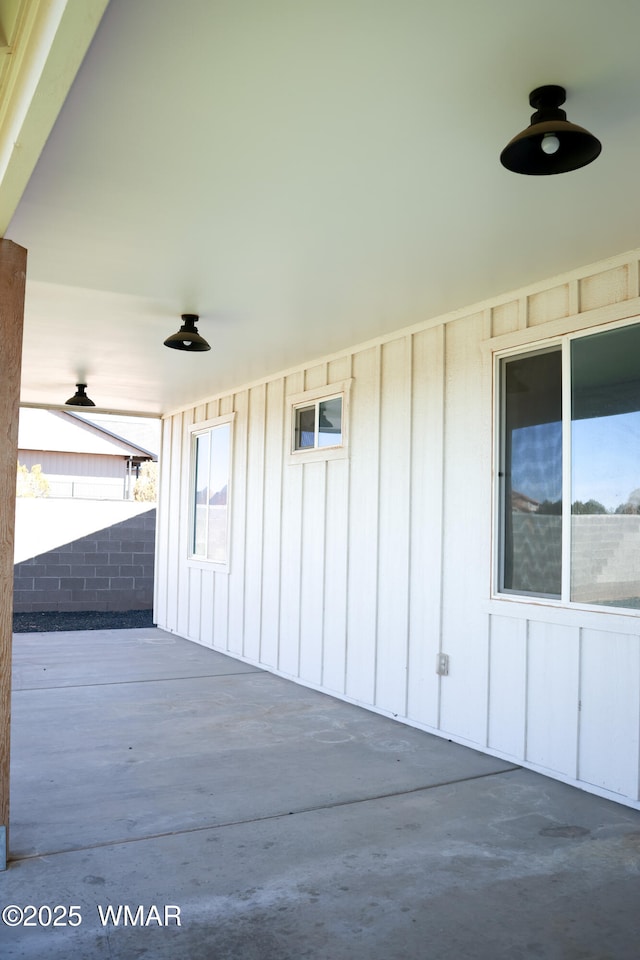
[502,350,562,597]
[571,326,640,607]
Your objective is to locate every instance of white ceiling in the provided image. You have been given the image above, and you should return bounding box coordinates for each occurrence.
[5,0,640,416]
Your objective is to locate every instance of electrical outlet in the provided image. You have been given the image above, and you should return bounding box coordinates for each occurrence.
[436,653,449,676]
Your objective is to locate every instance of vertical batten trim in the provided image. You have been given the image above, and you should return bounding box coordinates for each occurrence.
[276,384,287,672]
[274,381,284,671]
[179,409,195,640]
[561,340,572,603]
[240,390,250,657]
[630,259,640,300]
[319,458,328,686]
[342,353,354,695]
[636,651,640,802]
[401,334,413,717]
[196,567,203,644]
[171,414,181,630]
[372,342,383,706]
[209,567,216,646]
[294,467,304,677]
[576,626,583,782]
[256,382,268,664]
[524,619,530,762]
[569,279,580,316]
[485,615,492,749]
[236,391,249,656]
[435,324,447,730]
[519,296,529,330]
[173,412,185,631]
[481,308,492,341]
[154,416,171,627]
[242,384,265,660]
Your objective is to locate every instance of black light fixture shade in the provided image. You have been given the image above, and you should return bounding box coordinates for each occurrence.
[500,85,601,175]
[65,383,95,406]
[164,314,211,352]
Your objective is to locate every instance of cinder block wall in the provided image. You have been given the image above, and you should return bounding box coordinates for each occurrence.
[13,509,156,613]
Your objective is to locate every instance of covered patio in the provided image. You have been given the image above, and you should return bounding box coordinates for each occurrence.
[4,627,640,958]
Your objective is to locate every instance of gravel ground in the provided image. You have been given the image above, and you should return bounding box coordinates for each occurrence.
[12,609,155,633]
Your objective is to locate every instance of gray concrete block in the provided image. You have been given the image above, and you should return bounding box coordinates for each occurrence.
[60,578,86,590]
[54,552,76,565]
[110,577,135,590]
[72,539,98,553]
[40,590,72,602]
[132,552,152,565]
[83,578,110,590]
[14,509,157,614]
[17,563,47,578]
[37,577,64,591]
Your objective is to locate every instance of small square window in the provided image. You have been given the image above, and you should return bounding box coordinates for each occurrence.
[293,394,343,452]
[288,380,351,463]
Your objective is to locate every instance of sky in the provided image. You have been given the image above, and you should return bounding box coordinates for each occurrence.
[512,410,640,512]
[572,410,640,511]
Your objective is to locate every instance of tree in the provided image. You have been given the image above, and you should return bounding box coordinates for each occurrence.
[537,499,562,515]
[16,462,50,497]
[134,461,157,502]
[615,502,639,515]
[572,499,607,515]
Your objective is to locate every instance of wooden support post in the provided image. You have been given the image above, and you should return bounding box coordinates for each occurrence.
[0,239,26,870]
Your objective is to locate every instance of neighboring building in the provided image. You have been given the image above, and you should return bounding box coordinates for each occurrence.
[155,248,640,813]
[14,410,159,614]
[511,491,540,513]
[18,408,156,500]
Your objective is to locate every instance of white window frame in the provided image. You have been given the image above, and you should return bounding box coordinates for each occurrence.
[187,413,235,572]
[493,318,640,616]
[287,380,352,464]
[495,343,564,602]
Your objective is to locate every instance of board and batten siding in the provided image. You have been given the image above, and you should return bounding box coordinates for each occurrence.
[156,249,640,809]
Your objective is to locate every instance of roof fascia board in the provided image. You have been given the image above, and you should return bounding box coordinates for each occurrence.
[0,0,109,235]
[64,411,157,459]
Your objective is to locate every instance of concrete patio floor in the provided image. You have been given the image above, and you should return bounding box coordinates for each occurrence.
[2,627,640,959]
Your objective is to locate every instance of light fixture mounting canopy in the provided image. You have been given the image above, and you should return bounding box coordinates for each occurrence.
[164,314,211,352]
[65,383,96,406]
[500,84,601,175]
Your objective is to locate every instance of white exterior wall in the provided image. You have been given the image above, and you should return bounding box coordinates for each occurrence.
[155,249,640,809]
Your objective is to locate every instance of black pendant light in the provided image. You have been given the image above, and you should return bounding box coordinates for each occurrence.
[65,383,95,406]
[500,85,601,175]
[164,314,211,352]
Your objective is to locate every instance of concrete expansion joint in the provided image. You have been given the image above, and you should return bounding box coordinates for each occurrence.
[13,669,264,693]
[9,765,522,865]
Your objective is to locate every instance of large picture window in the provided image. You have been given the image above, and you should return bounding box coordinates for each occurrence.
[498,322,640,610]
[190,416,233,566]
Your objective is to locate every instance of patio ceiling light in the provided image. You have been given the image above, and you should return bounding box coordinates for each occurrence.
[164,314,211,352]
[65,383,95,406]
[500,85,601,175]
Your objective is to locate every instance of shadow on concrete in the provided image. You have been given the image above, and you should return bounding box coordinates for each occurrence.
[5,627,640,959]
